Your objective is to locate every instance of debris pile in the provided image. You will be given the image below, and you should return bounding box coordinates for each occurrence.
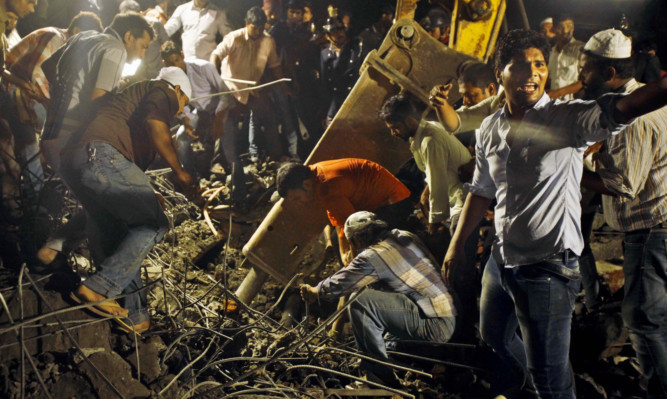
[0,165,648,398]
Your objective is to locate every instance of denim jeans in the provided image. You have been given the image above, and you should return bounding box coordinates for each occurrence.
[504,255,580,399]
[348,289,455,377]
[622,228,667,398]
[214,104,247,203]
[247,95,283,160]
[269,85,299,158]
[61,142,168,324]
[579,209,602,309]
[480,255,532,394]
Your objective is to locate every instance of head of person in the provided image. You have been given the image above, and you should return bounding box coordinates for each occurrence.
[423,7,450,42]
[458,62,498,106]
[276,162,315,205]
[193,0,208,8]
[554,14,575,45]
[579,29,633,100]
[119,0,140,13]
[303,2,313,23]
[378,94,421,142]
[160,40,186,72]
[539,17,555,39]
[285,0,305,26]
[157,66,192,115]
[494,29,550,113]
[6,0,36,18]
[67,11,103,36]
[6,11,18,31]
[110,12,154,61]
[245,6,267,40]
[323,15,347,47]
[344,211,389,252]
[379,4,395,29]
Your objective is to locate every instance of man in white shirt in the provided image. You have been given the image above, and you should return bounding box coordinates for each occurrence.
[209,6,287,206]
[164,0,231,61]
[379,94,478,338]
[547,15,583,100]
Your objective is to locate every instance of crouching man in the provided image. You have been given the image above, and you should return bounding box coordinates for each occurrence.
[61,67,195,334]
[300,211,456,387]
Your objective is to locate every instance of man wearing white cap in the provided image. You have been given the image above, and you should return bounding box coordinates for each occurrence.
[300,211,456,389]
[580,29,667,398]
[444,28,667,398]
[539,17,555,41]
[59,66,194,335]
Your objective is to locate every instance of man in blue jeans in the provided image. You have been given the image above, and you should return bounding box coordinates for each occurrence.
[300,211,456,388]
[60,67,194,334]
[444,29,667,398]
[579,29,667,399]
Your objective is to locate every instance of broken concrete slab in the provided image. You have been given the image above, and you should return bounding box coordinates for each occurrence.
[78,350,150,399]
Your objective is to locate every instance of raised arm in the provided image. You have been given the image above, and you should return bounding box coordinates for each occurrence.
[614,77,667,123]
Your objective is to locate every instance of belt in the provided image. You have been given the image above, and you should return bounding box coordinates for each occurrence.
[517,250,581,281]
[626,221,667,236]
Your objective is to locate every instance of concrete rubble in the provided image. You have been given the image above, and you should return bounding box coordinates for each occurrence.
[0,164,648,398]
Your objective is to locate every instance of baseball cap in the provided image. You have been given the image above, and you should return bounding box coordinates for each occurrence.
[344,211,388,241]
[583,28,632,59]
[157,66,193,99]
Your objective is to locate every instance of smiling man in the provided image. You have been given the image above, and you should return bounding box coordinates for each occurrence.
[443,29,667,398]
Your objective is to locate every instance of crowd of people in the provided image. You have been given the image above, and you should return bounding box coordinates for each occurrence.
[1,0,666,397]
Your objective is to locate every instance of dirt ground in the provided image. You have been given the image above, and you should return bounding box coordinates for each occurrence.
[0,162,647,399]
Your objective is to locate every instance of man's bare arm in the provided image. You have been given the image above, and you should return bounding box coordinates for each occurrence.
[147,119,194,194]
[429,83,460,132]
[580,170,617,196]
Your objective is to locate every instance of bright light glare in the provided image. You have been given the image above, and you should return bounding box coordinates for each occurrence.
[122,59,141,77]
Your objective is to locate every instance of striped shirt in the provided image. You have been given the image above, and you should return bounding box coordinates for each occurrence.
[5,27,68,99]
[317,229,456,319]
[598,79,667,231]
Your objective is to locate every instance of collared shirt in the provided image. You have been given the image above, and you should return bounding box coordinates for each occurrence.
[453,93,504,134]
[597,79,667,231]
[165,1,231,61]
[468,93,626,266]
[183,57,229,118]
[317,229,456,319]
[42,27,126,141]
[410,120,472,223]
[211,27,280,105]
[548,37,584,100]
[5,27,68,99]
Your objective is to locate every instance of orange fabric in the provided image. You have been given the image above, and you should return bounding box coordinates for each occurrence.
[309,158,410,229]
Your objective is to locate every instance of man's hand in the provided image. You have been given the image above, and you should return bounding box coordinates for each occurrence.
[429,83,453,107]
[442,245,465,286]
[175,170,196,198]
[22,82,47,103]
[428,221,444,235]
[300,284,318,304]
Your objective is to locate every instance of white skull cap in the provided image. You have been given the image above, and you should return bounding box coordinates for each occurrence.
[157,66,193,99]
[540,17,553,26]
[583,28,632,59]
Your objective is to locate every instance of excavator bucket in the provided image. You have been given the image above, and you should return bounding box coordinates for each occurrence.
[236,19,480,304]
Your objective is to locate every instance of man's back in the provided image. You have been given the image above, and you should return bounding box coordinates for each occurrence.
[310,158,410,227]
[42,28,126,141]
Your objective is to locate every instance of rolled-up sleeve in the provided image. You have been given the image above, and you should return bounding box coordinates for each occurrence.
[316,254,378,300]
[597,119,654,198]
[422,137,450,223]
[465,127,496,199]
[571,93,629,146]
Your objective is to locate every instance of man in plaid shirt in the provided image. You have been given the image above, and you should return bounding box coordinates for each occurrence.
[300,211,456,388]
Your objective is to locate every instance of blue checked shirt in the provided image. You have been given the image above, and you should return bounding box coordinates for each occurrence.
[317,229,456,318]
[468,93,627,266]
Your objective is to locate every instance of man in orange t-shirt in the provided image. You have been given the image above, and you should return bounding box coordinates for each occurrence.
[277,158,411,262]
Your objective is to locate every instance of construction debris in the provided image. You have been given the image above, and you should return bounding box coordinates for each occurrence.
[0,164,648,399]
